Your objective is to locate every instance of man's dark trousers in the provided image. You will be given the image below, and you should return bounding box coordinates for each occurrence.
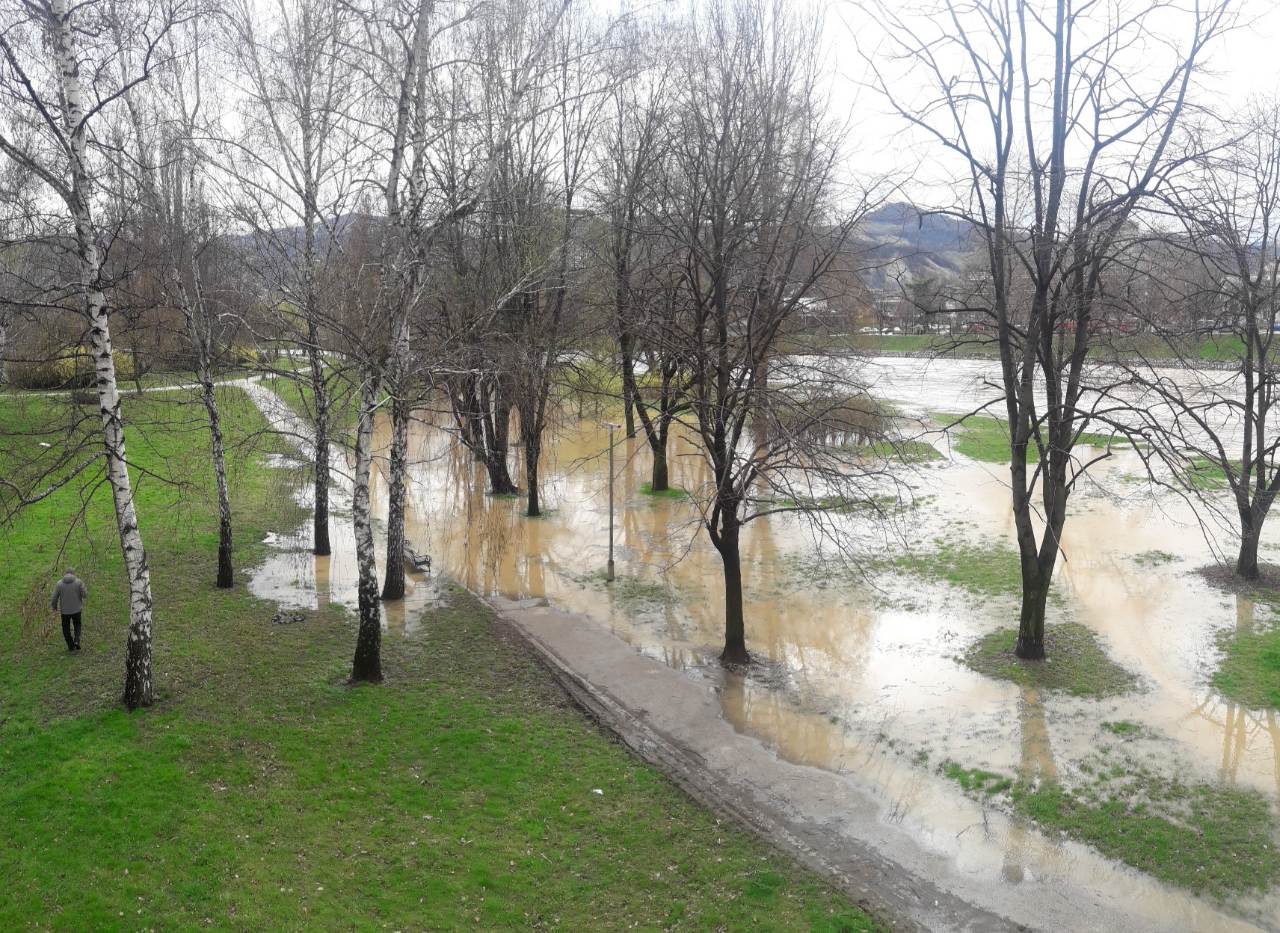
[61,612,81,649]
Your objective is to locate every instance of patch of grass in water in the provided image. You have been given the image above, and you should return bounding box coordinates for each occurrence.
[1183,457,1236,490]
[893,539,1022,599]
[1212,625,1280,711]
[961,622,1138,697]
[639,482,688,499]
[940,761,1012,795]
[943,414,1125,464]
[1011,775,1280,898]
[940,745,1280,898]
[1101,720,1143,737]
[860,439,942,463]
[569,569,677,608]
[1132,550,1177,567]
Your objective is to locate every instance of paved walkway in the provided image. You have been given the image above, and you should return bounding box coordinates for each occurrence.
[486,594,1270,933]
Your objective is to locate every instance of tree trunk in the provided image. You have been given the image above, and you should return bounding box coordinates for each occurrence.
[350,377,383,684]
[381,395,409,601]
[95,291,156,709]
[483,380,518,495]
[717,519,749,664]
[0,309,8,387]
[51,0,156,709]
[308,322,331,557]
[201,377,233,588]
[1237,524,1261,580]
[650,434,669,492]
[1014,567,1049,660]
[525,431,541,517]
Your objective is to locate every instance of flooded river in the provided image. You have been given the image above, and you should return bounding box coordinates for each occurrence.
[245,360,1280,931]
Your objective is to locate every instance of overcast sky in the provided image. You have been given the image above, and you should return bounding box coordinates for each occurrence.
[821,0,1280,197]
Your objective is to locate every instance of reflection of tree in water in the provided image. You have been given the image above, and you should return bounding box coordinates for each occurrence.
[718,670,855,771]
[1186,596,1280,797]
[430,444,518,595]
[314,553,331,609]
[1002,686,1059,884]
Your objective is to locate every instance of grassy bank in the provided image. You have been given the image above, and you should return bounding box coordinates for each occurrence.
[0,389,875,930]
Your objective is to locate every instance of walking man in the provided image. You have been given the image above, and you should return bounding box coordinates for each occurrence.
[51,568,87,651]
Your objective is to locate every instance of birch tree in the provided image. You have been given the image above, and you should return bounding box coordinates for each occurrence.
[342,0,570,680]
[0,0,189,708]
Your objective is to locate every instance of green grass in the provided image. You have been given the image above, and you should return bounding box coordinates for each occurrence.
[1132,550,1177,567]
[939,744,1280,898]
[961,623,1139,697]
[570,570,679,609]
[862,439,942,463]
[266,373,361,435]
[831,332,1257,365]
[893,538,1024,599]
[0,389,875,930]
[1101,720,1143,737]
[1011,773,1279,898]
[1212,624,1280,710]
[944,415,1123,464]
[940,761,1012,795]
[639,481,688,499]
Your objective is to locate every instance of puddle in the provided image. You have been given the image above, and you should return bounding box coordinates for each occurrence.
[239,366,1280,930]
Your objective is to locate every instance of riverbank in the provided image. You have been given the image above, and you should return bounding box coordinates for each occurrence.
[0,387,876,930]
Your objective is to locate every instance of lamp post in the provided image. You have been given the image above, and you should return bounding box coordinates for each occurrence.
[601,421,618,582]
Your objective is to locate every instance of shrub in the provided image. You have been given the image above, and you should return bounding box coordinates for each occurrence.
[772,391,889,446]
[230,344,263,368]
[6,349,135,390]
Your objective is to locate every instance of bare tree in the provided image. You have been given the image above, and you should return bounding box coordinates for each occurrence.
[342,0,570,680]
[221,0,365,560]
[868,0,1231,659]
[0,0,191,707]
[598,21,690,490]
[510,8,608,517]
[1118,103,1280,580]
[659,0,878,664]
[119,16,240,587]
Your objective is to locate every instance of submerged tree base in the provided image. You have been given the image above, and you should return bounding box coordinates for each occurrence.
[962,622,1138,697]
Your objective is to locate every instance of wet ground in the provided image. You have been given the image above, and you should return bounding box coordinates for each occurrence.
[244,362,1280,931]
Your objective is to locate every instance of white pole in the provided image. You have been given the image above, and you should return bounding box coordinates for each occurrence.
[606,422,616,582]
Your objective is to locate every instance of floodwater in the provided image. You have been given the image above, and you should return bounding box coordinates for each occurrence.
[243,363,1280,931]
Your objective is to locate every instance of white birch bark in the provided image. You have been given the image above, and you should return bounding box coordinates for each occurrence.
[349,375,383,683]
[49,0,156,707]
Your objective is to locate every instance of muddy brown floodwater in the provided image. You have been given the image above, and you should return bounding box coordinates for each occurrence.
[244,368,1280,932]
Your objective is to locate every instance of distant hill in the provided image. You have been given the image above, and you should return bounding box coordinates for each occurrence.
[853,202,979,290]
